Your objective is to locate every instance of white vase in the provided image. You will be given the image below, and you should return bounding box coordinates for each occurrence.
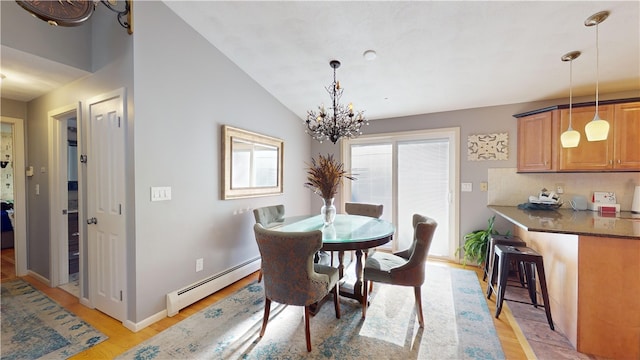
[321,197,336,225]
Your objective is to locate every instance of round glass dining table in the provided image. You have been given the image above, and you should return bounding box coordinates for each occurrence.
[269,214,396,304]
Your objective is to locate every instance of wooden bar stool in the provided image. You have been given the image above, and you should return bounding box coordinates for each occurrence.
[483,234,526,282]
[487,244,554,330]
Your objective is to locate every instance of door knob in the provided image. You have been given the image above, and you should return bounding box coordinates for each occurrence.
[87,217,98,225]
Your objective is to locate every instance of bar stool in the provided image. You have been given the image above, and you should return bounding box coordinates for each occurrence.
[483,234,526,282]
[487,245,554,330]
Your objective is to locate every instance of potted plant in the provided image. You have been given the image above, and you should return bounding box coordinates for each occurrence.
[457,215,505,266]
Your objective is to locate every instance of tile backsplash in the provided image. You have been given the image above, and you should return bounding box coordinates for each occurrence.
[488,168,640,211]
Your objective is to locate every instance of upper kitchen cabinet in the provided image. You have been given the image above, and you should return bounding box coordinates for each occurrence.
[515,98,640,173]
[559,102,639,171]
[613,102,640,170]
[558,105,615,171]
[517,110,558,172]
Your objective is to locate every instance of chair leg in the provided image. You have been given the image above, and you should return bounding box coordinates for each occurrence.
[362,279,368,319]
[304,305,312,352]
[333,284,341,319]
[260,298,271,337]
[414,286,424,328]
[258,269,263,283]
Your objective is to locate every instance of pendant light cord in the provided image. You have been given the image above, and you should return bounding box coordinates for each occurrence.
[569,58,573,129]
[595,23,600,116]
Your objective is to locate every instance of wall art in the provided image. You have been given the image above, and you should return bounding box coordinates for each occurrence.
[467,132,508,161]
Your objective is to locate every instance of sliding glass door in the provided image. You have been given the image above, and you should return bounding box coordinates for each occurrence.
[343,128,459,259]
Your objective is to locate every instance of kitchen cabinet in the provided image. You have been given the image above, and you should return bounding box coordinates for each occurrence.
[515,98,640,172]
[613,102,640,169]
[559,102,639,171]
[558,105,615,170]
[517,110,558,172]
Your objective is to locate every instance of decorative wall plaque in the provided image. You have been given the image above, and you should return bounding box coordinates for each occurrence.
[467,132,508,161]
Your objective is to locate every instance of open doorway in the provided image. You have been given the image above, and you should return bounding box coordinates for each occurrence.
[48,105,81,297]
[58,118,80,297]
[0,117,27,281]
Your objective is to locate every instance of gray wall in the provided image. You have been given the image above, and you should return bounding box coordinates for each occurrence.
[131,2,311,322]
[0,1,92,71]
[0,99,27,120]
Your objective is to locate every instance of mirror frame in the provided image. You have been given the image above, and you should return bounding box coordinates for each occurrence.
[222,125,284,200]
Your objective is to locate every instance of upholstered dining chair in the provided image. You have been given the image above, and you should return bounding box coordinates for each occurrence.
[361,214,437,328]
[344,202,384,291]
[343,202,384,261]
[253,205,285,282]
[345,202,384,219]
[253,224,341,352]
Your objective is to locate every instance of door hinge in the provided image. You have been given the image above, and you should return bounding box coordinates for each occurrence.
[120,291,123,301]
[80,155,88,163]
[118,116,121,128]
[119,204,122,215]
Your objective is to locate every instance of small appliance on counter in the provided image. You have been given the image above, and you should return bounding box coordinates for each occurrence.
[518,188,563,210]
[588,191,620,214]
[569,195,588,211]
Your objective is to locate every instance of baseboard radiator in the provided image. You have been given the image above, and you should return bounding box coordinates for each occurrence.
[166,257,260,317]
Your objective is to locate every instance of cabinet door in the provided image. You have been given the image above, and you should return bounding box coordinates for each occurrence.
[559,105,615,171]
[613,102,640,170]
[517,111,556,172]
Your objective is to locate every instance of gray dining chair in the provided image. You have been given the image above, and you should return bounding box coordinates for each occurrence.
[253,224,341,352]
[253,205,285,282]
[344,202,384,291]
[361,214,437,328]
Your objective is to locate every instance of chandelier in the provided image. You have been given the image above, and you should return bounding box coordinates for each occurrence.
[305,60,368,144]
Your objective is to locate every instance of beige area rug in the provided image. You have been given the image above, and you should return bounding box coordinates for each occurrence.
[117,264,505,359]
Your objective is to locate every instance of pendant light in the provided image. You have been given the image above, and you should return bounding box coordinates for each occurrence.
[560,51,581,148]
[584,10,610,141]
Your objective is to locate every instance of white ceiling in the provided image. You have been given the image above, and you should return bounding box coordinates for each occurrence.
[2,1,639,120]
[0,45,90,102]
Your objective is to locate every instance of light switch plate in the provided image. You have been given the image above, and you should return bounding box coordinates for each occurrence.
[461,183,472,192]
[151,186,172,201]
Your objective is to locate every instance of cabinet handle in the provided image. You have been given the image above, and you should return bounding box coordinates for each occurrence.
[618,159,621,164]
[609,160,613,165]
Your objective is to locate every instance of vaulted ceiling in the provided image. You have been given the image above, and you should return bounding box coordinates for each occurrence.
[2,1,638,121]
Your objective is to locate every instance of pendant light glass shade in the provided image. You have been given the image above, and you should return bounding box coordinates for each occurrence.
[584,11,610,142]
[585,116,610,141]
[560,51,581,148]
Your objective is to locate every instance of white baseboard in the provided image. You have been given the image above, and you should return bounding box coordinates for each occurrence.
[27,270,50,286]
[126,260,260,332]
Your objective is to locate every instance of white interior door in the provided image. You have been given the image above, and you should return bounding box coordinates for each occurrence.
[86,90,127,321]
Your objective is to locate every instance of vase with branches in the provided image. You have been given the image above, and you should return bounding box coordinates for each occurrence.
[305,153,355,225]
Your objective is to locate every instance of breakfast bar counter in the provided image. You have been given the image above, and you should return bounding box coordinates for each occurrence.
[488,205,640,239]
[488,205,640,360]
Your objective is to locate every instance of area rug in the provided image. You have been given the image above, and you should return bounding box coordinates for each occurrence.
[1,279,107,359]
[117,264,504,359]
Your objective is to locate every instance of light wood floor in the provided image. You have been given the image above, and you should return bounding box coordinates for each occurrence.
[1,250,531,359]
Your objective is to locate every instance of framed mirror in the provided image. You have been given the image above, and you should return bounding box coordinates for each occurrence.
[222,125,284,199]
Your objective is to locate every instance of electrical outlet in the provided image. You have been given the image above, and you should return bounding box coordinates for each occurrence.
[195,258,204,272]
[461,182,472,192]
[555,183,565,194]
[480,182,488,192]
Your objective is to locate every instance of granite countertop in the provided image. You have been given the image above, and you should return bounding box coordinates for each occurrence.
[488,205,640,240]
